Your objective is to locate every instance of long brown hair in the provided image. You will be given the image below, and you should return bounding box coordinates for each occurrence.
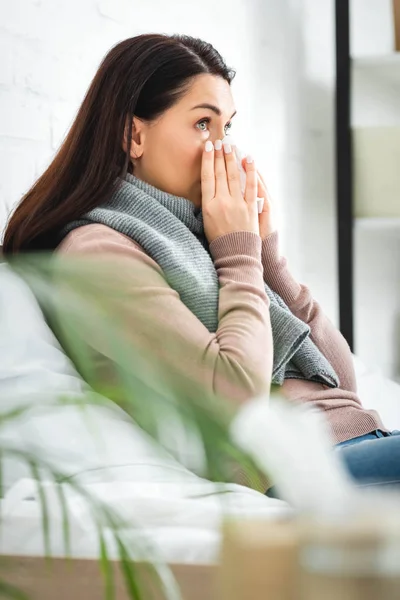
[3,34,235,255]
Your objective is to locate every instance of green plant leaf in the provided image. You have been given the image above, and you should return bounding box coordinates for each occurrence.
[0,581,29,600]
[53,480,71,559]
[0,405,35,427]
[28,460,51,558]
[0,449,3,510]
[99,529,114,600]
[114,536,143,600]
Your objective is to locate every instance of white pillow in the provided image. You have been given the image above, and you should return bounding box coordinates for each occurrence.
[0,264,194,492]
[0,263,87,398]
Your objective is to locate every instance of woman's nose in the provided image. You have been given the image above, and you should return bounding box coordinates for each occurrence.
[212,131,228,144]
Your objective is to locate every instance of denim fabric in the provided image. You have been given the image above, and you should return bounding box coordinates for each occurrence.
[266,429,400,499]
[334,429,400,487]
[336,429,399,448]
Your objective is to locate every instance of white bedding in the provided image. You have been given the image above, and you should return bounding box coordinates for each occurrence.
[0,476,290,563]
[0,263,399,564]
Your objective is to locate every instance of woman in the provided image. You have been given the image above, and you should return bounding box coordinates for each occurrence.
[3,33,399,490]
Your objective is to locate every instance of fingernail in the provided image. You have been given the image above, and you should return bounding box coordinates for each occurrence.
[205,140,214,152]
[246,154,254,164]
[257,197,264,214]
[223,142,232,154]
[214,139,222,151]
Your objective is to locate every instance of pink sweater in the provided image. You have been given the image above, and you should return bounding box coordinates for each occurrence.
[57,224,385,444]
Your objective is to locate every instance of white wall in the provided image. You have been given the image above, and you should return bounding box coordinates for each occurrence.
[281,0,338,323]
[0,0,261,236]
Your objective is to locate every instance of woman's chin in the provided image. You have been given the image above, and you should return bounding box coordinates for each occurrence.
[187,183,202,208]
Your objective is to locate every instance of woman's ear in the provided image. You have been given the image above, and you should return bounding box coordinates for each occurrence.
[122,116,144,160]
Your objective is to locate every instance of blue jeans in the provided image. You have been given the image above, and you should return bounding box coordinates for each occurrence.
[335,429,400,487]
[266,429,400,499]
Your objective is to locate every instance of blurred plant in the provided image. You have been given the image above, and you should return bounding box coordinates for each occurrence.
[2,250,272,600]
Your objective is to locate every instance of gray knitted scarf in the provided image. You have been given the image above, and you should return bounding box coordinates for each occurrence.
[59,173,339,388]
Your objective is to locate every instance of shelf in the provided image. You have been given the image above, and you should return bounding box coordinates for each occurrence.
[351,53,400,128]
[355,218,400,230]
[352,53,400,69]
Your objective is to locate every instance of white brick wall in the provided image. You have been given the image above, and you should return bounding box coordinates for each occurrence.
[0,0,264,238]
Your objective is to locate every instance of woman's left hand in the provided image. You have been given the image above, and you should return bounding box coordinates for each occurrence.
[241,159,276,239]
[257,169,276,240]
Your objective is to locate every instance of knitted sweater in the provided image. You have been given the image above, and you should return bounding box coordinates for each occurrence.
[57,224,386,444]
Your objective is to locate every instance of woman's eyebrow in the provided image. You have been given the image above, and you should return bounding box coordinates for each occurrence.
[190,103,237,119]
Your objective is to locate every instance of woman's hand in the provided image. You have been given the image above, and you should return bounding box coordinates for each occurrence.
[201,139,260,244]
[241,159,276,240]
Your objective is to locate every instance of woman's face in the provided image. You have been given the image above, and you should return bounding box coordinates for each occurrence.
[126,74,237,207]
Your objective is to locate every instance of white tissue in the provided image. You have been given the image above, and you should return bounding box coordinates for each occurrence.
[222,135,264,214]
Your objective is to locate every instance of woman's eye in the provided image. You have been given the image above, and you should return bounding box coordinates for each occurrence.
[197,119,233,133]
[197,119,209,131]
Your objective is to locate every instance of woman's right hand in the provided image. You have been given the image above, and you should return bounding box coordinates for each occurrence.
[201,139,260,244]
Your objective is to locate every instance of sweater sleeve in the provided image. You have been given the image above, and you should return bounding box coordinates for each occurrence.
[261,231,357,393]
[57,225,273,408]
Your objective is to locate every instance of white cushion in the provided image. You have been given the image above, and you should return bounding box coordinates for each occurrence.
[0,264,195,492]
[0,263,87,398]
